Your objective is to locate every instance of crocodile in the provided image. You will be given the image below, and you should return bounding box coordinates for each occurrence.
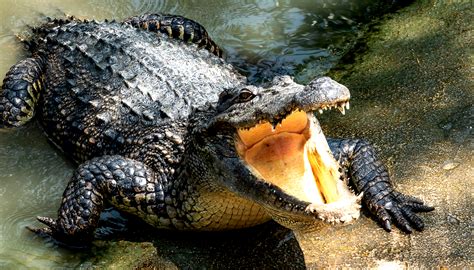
[0,13,433,245]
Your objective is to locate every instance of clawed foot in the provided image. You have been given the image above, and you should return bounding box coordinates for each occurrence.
[367,191,434,233]
[27,216,58,237]
[26,216,92,249]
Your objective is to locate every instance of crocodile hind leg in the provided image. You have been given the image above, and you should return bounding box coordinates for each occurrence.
[124,13,223,57]
[328,138,434,233]
[28,155,168,247]
[0,57,45,128]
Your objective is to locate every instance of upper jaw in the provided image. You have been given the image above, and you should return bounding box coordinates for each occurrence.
[214,76,350,130]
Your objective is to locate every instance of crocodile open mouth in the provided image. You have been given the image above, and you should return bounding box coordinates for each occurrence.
[235,105,349,205]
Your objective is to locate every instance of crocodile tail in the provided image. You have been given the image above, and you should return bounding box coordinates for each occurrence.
[124,13,224,57]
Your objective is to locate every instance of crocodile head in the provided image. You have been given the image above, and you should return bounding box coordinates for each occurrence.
[194,76,361,230]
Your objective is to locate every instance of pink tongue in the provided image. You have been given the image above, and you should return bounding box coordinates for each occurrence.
[242,132,325,204]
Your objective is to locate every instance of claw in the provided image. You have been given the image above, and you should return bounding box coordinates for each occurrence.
[26,216,57,238]
[386,206,414,233]
[26,223,92,250]
[37,216,57,228]
[399,193,435,212]
[404,224,413,233]
[26,225,53,236]
[375,207,392,232]
[382,219,392,232]
[400,193,425,204]
[401,207,425,231]
[411,203,435,212]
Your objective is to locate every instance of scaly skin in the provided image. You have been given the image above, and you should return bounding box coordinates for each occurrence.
[0,57,45,127]
[0,13,433,246]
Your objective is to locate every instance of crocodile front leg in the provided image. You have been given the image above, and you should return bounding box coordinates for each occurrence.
[328,138,434,233]
[28,155,170,247]
[0,57,45,128]
[124,13,223,57]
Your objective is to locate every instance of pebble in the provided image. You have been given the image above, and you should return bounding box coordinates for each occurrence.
[442,161,460,171]
[447,214,460,225]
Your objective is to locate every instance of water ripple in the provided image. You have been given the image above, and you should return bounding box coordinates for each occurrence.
[83,0,178,19]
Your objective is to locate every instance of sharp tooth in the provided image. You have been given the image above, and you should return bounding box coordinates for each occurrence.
[318,109,324,114]
[338,106,346,115]
[345,102,350,110]
[271,123,277,131]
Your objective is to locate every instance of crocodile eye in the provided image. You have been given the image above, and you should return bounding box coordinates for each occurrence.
[237,89,255,103]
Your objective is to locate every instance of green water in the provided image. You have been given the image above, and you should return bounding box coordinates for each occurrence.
[0,0,403,268]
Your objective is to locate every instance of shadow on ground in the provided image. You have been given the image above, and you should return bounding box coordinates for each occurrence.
[78,220,305,269]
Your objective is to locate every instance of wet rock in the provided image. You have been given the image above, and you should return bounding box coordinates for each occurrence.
[438,105,474,145]
[447,214,460,225]
[442,161,460,171]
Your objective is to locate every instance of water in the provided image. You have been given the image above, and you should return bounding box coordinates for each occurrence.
[0,0,403,268]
